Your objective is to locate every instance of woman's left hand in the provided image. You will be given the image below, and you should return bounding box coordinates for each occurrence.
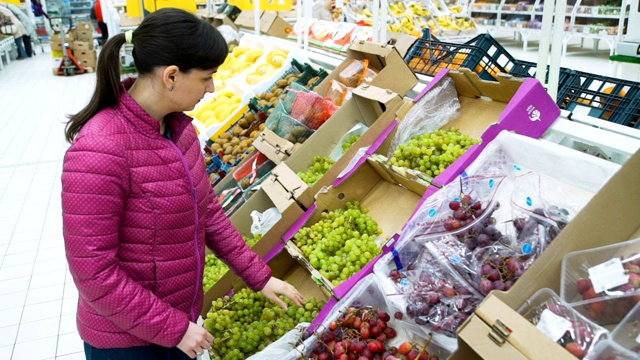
[261,277,306,310]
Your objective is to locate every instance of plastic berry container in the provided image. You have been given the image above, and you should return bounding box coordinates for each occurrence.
[560,238,640,326]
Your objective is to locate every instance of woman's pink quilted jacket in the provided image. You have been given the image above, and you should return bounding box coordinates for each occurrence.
[61,78,272,349]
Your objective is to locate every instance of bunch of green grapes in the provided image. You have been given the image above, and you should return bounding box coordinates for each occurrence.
[297,156,335,186]
[341,134,361,154]
[205,289,325,360]
[293,200,382,286]
[203,235,263,292]
[389,128,480,177]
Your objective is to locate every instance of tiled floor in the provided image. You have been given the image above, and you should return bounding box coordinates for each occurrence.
[0,39,636,360]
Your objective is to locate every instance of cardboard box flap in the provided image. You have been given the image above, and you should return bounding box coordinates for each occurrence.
[457,316,529,360]
[385,31,418,58]
[473,294,575,360]
[269,249,332,301]
[253,128,296,163]
[261,174,301,213]
[348,41,395,59]
[351,85,401,108]
[449,68,524,104]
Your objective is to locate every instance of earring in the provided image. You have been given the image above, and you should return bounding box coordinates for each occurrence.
[169,86,174,92]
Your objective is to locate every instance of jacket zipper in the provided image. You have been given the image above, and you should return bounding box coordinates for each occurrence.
[167,139,201,321]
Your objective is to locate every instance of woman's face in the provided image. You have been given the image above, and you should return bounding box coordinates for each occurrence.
[174,68,216,112]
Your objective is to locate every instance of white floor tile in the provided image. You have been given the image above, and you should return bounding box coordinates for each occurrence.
[5,240,39,255]
[63,283,79,299]
[58,314,77,335]
[40,237,65,250]
[12,335,58,360]
[0,264,33,281]
[0,325,18,347]
[61,299,78,319]
[2,251,37,267]
[15,317,60,344]
[0,244,7,256]
[36,246,66,262]
[33,258,67,275]
[21,300,62,324]
[0,277,30,295]
[56,332,83,357]
[0,345,13,359]
[0,291,27,311]
[25,284,64,306]
[55,351,85,360]
[30,270,66,289]
[0,224,15,237]
[11,229,44,243]
[0,307,22,327]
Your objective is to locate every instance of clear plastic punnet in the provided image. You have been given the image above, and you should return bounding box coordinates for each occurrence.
[518,288,608,359]
[561,238,640,326]
[610,302,640,355]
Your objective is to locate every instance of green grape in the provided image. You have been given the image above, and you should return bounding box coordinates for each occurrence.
[292,200,382,286]
[389,128,480,176]
[203,235,262,292]
[204,289,325,359]
[297,156,335,186]
[341,134,361,154]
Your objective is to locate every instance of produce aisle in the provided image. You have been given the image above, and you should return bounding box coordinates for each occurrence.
[0,28,639,359]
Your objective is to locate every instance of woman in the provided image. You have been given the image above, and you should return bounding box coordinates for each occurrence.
[62,8,304,360]
[3,2,37,56]
[0,5,29,59]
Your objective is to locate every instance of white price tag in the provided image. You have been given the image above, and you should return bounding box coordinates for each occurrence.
[588,258,629,294]
[537,309,572,342]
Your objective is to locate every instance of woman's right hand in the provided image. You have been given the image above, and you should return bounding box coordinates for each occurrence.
[177,322,214,359]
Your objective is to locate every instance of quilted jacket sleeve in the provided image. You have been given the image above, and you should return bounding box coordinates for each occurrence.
[204,191,272,291]
[62,134,189,348]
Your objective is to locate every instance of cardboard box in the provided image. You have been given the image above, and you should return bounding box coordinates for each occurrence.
[76,21,94,32]
[201,185,305,302]
[259,12,292,39]
[51,32,75,51]
[281,156,426,298]
[260,85,407,208]
[75,29,94,43]
[73,49,96,61]
[449,148,640,360]
[234,10,262,30]
[72,41,93,51]
[385,31,418,58]
[373,68,561,188]
[79,58,96,68]
[201,244,333,318]
[314,41,418,98]
[119,13,142,28]
[212,13,239,32]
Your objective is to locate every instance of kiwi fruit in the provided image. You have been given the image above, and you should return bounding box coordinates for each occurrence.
[215,138,229,146]
[222,155,233,163]
[244,112,256,124]
[238,118,249,129]
[297,136,308,143]
[277,79,288,87]
[265,93,274,102]
[286,134,297,143]
[224,145,234,154]
[229,138,240,146]
[210,143,222,152]
[239,139,252,148]
[219,133,232,140]
[250,130,261,139]
[204,157,212,165]
[291,126,307,137]
[232,146,243,156]
[247,146,256,153]
[258,99,269,107]
[240,178,251,189]
[241,153,250,160]
[260,92,269,100]
[273,88,283,97]
[232,125,243,137]
[209,173,218,182]
[267,108,274,115]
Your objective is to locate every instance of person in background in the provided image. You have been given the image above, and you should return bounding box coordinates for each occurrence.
[0,5,29,60]
[312,0,334,21]
[62,8,305,360]
[32,0,50,21]
[4,2,37,56]
[90,0,108,45]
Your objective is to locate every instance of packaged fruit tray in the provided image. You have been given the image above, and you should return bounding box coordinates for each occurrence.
[302,273,450,360]
[561,237,640,326]
[517,288,608,359]
[609,302,640,356]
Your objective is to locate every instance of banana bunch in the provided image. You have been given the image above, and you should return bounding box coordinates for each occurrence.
[449,5,463,14]
[245,49,289,85]
[388,22,402,33]
[361,7,374,18]
[190,90,242,128]
[455,17,476,30]
[408,2,429,17]
[436,15,460,30]
[389,2,406,16]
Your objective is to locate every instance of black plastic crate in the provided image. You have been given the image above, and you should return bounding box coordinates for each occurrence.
[404,29,515,81]
[556,70,640,126]
[617,93,640,128]
[508,59,573,91]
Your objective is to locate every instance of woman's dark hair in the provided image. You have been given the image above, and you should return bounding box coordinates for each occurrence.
[65,8,228,142]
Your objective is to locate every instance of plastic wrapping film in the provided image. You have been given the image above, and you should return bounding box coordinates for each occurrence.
[387,76,461,158]
[245,323,312,360]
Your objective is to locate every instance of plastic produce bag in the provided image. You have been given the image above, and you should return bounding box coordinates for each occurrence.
[338,59,378,88]
[387,76,461,158]
[250,207,282,236]
[246,323,311,360]
[324,79,353,107]
[217,25,241,45]
[329,123,369,161]
[289,89,338,130]
[518,288,607,359]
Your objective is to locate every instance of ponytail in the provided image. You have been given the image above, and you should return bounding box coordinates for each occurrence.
[64,33,126,143]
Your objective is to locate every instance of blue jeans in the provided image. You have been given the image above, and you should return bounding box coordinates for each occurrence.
[14,37,27,59]
[84,342,191,360]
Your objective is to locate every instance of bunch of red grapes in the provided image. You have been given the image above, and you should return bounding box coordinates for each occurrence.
[404,273,482,337]
[442,194,503,252]
[305,306,439,360]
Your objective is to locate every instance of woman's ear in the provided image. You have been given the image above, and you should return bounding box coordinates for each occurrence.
[162,65,180,91]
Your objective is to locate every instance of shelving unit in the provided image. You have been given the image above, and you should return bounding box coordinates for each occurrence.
[465,0,629,54]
